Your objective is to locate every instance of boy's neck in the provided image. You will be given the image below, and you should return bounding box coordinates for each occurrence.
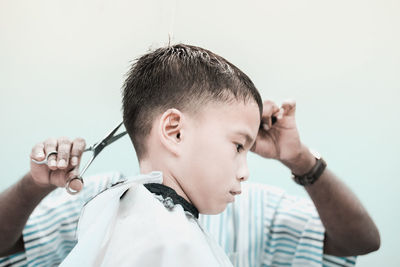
[140,161,192,205]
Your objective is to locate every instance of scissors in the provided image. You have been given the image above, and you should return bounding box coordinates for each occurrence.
[32,122,127,195]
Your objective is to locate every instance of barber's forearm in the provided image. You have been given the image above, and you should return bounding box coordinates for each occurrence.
[0,172,55,256]
[283,147,380,256]
[304,169,380,256]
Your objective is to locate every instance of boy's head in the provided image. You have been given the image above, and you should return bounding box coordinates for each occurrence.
[122,44,263,214]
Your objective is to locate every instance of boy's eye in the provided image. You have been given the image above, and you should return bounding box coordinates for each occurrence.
[236,144,244,153]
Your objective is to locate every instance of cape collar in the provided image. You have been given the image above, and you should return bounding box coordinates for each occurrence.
[144,183,199,219]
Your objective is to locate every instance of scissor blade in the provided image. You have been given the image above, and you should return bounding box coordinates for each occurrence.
[83,122,127,153]
[104,131,128,146]
[74,122,127,189]
[102,122,124,143]
[91,121,127,156]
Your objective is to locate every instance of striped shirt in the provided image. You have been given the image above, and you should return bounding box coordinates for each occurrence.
[199,182,356,267]
[0,173,356,267]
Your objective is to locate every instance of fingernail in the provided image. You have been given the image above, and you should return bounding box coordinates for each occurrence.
[58,159,66,167]
[262,123,270,131]
[37,152,44,158]
[49,159,56,167]
[71,156,78,166]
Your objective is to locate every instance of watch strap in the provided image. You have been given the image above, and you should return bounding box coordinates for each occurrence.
[292,157,327,186]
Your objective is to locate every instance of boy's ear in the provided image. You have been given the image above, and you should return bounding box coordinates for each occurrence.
[158,108,184,156]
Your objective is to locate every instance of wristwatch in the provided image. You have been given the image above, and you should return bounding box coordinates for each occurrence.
[292,149,327,186]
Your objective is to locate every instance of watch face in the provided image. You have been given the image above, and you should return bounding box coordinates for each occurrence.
[309,149,321,159]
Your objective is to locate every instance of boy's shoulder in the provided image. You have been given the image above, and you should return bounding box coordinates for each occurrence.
[75,180,221,266]
[113,183,200,238]
[76,172,204,243]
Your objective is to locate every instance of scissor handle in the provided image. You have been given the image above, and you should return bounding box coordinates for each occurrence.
[65,152,95,195]
[31,122,126,195]
[65,176,84,195]
[32,151,86,195]
[31,151,58,165]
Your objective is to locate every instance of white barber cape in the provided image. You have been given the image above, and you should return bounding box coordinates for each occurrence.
[60,171,233,267]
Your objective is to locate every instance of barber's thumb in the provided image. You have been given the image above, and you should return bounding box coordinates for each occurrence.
[281,99,296,116]
[68,178,83,192]
[67,170,83,192]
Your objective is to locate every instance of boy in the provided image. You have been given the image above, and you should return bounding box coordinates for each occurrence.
[61,44,263,266]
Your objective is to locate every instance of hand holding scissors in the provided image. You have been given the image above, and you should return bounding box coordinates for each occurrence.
[30,122,127,195]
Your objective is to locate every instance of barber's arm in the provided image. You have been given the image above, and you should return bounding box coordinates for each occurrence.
[0,137,85,257]
[251,100,380,256]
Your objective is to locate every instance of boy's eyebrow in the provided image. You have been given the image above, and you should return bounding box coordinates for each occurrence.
[234,131,255,146]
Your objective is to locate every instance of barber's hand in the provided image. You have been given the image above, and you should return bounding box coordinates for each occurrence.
[251,100,315,174]
[30,137,86,192]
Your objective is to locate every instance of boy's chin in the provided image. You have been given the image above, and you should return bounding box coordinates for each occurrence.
[199,203,228,215]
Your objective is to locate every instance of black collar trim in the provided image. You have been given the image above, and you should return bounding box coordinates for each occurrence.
[144,183,199,219]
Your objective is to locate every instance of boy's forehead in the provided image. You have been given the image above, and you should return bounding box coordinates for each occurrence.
[194,100,261,133]
[205,99,260,112]
[206,100,260,118]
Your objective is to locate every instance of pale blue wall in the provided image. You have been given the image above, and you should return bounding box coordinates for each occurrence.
[1,0,399,265]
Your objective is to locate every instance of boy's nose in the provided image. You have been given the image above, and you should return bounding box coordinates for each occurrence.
[237,160,249,182]
[238,176,248,182]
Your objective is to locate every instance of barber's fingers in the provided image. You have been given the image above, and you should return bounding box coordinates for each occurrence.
[47,161,84,191]
[30,137,86,191]
[49,167,80,188]
[261,100,280,130]
[70,138,86,167]
[49,170,66,187]
[56,137,71,169]
[44,138,58,170]
[262,100,280,117]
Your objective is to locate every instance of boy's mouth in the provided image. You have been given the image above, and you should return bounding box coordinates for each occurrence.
[230,190,242,196]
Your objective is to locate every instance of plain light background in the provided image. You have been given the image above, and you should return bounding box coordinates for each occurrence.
[0,0,399,265]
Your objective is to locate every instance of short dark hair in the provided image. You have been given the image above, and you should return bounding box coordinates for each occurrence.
[122,44,263,160]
